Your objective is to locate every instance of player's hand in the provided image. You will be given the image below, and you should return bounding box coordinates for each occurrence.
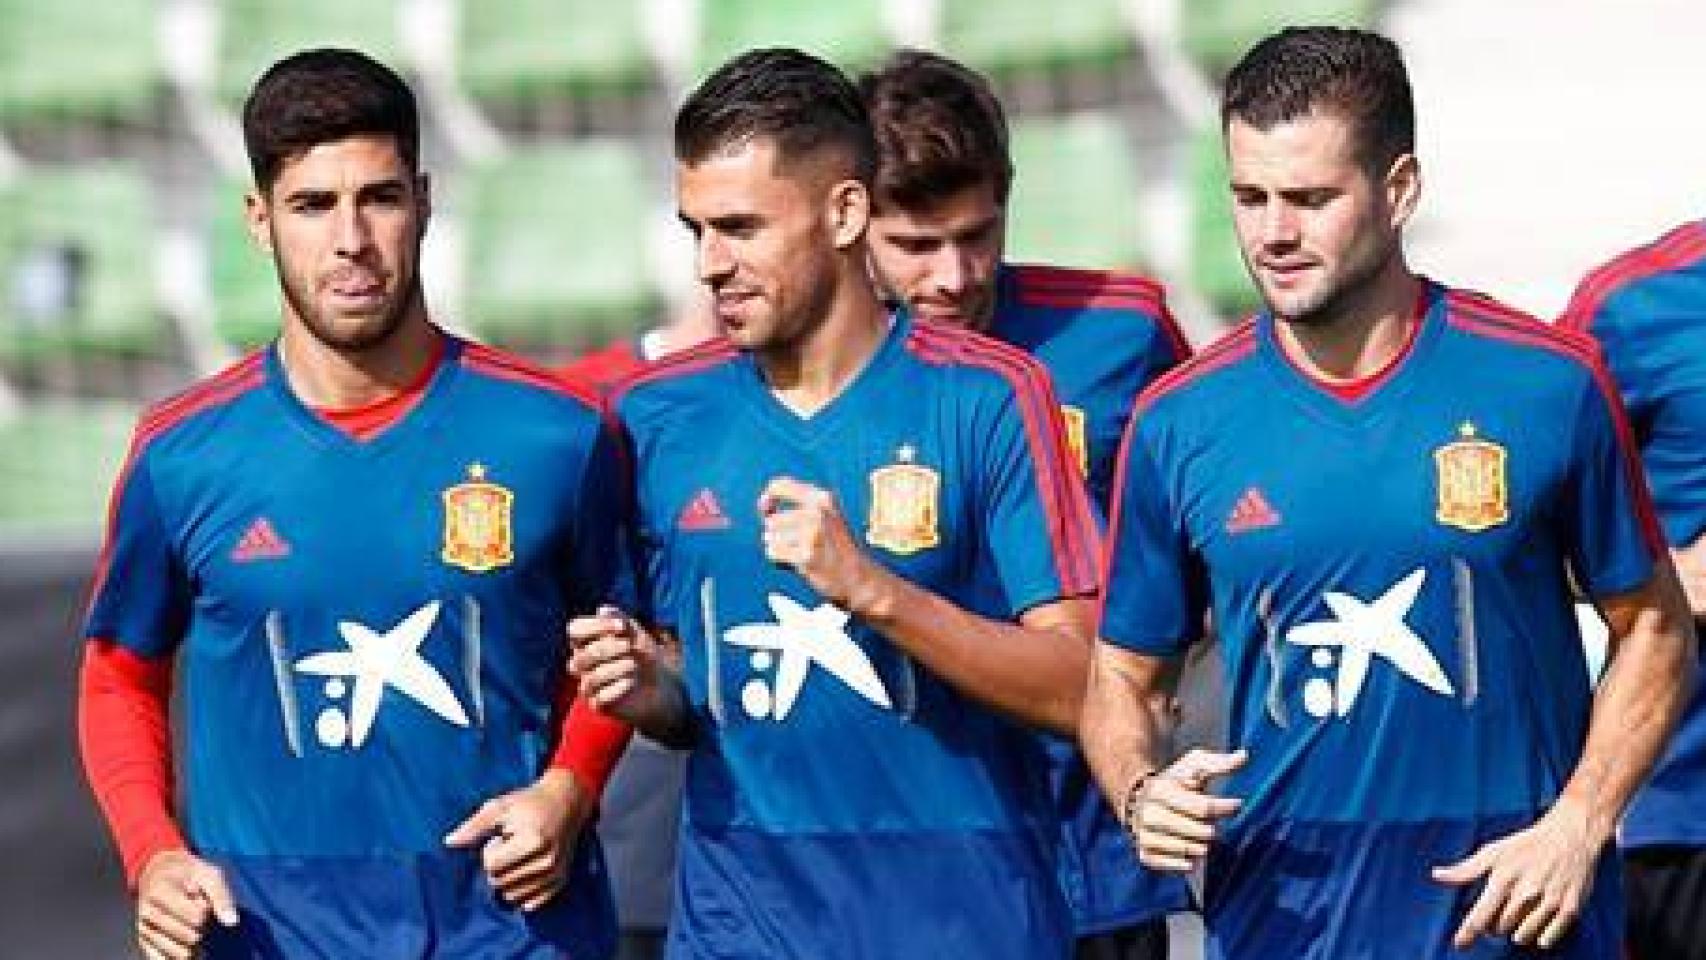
[567,606,675,729]
[1431,797,1604,950]
[134,848,238,960]
[444,769,591,912]
[1127,748,1247,873]
[758,476,884,612]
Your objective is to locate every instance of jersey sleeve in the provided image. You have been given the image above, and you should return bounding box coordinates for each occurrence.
[1562,360,1666,598]
[564,414,635,615]
[1566,286,1706,547]
[977,361,1101,615]
[83,436,191,658]
[1098,415,1204,656]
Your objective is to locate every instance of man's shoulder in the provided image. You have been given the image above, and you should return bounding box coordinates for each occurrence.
[133,350,272,463]
[1560,220,1706,335]
[1002,263,1186,348]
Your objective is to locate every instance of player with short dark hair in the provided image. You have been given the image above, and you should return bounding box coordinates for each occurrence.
[1081,26,1696,958]
[78,47,630,959]
[570,48,1097,959]
[1561,224,1706,959]
[859,49,1190,960]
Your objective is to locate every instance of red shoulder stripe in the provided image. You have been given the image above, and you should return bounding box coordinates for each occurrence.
[88,358,268,614]
[608,338,738,404]
[1133,323,1257,414]
[907,324,1101,593]
[1447,291,1597,361]
[1450,313,1665,555]
[1012,263,1165,295]
[1559,221,1706,331]
[462,342,603,411]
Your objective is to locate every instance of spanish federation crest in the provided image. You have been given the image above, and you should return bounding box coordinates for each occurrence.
[1060,405,1089,476]
[866,444,940,555]
[442,463,515,572]
[1434,422,1509,532]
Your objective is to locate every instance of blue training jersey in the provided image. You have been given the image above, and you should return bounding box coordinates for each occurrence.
[84,335,623,959]
[612,311,1098,960]
[1100,281,1663,958]
[1562,221,1706,849]
[989,263,1192,933]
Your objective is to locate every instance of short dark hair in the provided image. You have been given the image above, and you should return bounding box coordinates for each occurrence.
[675,48,875,183]
[242,48,420,193]
[1222,26,1414,174]
[858,49,1012,209]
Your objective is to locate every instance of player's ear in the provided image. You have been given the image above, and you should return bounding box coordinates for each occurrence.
[243,188,274,254]
[827,178,870,251]
[415,173,433,228]
[1383,152,1421,231]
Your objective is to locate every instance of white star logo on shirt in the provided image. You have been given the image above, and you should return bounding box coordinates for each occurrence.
[723,594,892,721]
[294,600,470,748]
[1284,568,1455,717]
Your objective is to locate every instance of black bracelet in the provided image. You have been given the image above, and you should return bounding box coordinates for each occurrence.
[1120,768,1157,832]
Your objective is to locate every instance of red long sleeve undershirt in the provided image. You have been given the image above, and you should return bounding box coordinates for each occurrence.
[79,640,631,888]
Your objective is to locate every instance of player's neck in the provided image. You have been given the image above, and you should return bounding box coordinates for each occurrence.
[278,307,443,411]
[759,277,889,418]
[1276,264,1422,383]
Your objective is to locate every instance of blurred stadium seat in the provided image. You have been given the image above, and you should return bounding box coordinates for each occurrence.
[461,140,657,350]
[695,0,892,79]
[457,0,654,107]
[216,0,402,104]
[0,0,162,126]
[1187,125,1260,319]
[0,163,163,358]
[0,400,136,529]
[1183,0,1377,76]
[207,179,279,349]
[938,0,1132,77]
[1005,111,1145,269]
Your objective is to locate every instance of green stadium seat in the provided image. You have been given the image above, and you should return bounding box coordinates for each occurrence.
[208,182,280,349]
[938,0,1131,77]
[696,0,890,78]
[457,0,652,106]
[0,402,137,530]
[1183,0,1377,76]
[1004,111,1144,270]
[0,0,161,124]
[215,0,402,105]
[461,141,657,349]
[0,164,163,357]
[1188,126,1260,319]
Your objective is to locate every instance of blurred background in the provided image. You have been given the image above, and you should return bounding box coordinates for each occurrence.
[3,0,1704,955]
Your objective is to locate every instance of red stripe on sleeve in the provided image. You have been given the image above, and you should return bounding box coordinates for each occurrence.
[548,676,634,801]
[79,640,184,889]
[910,324,1102,594]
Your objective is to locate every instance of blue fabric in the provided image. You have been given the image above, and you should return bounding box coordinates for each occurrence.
[1100,281,1659,956]
[616,311,1089,959]
[84,335,623,955]
[1565,224,1706,848]
[990,264,1192,932]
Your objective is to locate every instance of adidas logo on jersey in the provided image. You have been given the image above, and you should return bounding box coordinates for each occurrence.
[232,517,291,561]
[677,489,731,531]
[1225,487,1281,534]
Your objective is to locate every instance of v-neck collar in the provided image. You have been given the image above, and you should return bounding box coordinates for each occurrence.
[265,333,464,454]
[737,308,908,447]
[1256,278,1445,428]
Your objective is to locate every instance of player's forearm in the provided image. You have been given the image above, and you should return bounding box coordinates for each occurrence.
[78,641,187,888]
[1560,569,1697,843]
[1081,642,1176,810]
[847,566,1090,733]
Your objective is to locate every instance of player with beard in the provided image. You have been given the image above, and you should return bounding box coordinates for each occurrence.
[78,49,630,959]
[1080,27,1696,958]
[858,50,1190,960]
[570,48,1098,959]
